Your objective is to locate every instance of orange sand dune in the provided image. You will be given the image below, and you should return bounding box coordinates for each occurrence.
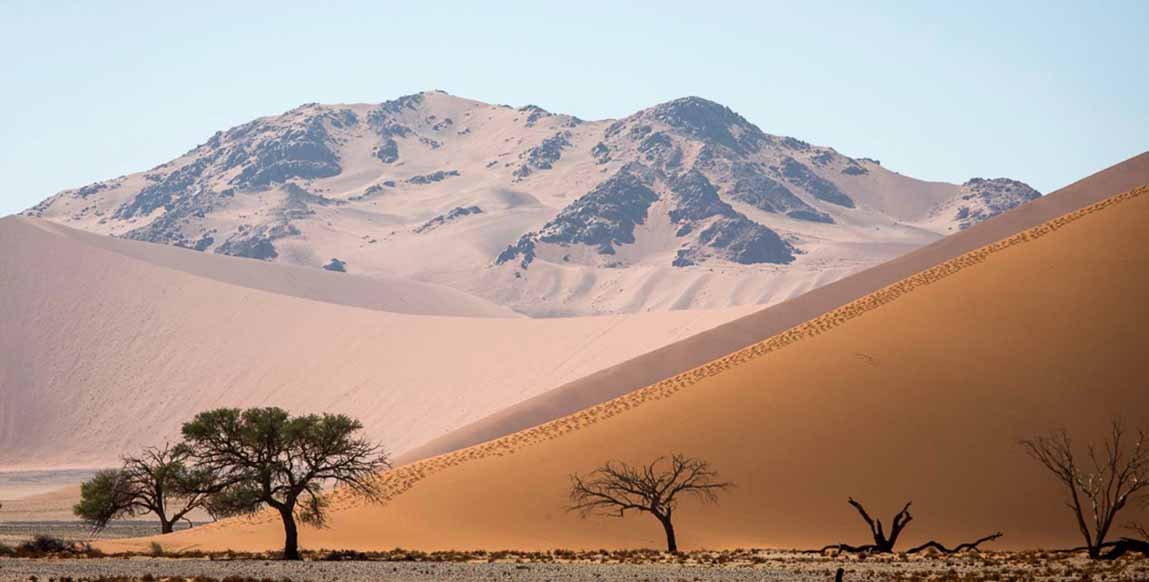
[0,218,756,469]
[107,166,1149,553]
[399,151,1149,464]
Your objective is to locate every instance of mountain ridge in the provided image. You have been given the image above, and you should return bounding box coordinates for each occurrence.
[24,91,1040,316]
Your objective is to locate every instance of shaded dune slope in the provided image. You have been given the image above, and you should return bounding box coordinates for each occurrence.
[0,219,754,468]
[28,219,520,318]
[122,177,1149,553]
[400,152,1149,463]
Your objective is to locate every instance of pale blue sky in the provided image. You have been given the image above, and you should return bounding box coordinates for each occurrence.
[1,0,1146,216]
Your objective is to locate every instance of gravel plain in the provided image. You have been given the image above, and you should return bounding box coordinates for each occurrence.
[0,522,192,547]
[5,558,793,582]
[2,552,1148,582]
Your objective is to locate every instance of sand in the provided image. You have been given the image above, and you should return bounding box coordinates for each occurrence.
[0,486,83,522]
[101,172,1149,553]
[0,217,757,470]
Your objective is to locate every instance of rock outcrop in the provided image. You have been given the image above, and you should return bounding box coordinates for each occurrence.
[950,178,1042,229]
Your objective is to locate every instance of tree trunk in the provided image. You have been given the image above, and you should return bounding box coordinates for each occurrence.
[279,508,300,560]
[159,518,173,535]
[658,514,678,554]
[1088,544,1101,560]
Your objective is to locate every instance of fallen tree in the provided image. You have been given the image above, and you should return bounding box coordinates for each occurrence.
[1097,538,1149,560]
[905,532,1004,554]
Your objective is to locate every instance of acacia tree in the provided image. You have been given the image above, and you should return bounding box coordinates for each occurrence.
[1021,421,1148,559]
[181,407,388,560]
[73,443,215,534]
[568,454,732,553]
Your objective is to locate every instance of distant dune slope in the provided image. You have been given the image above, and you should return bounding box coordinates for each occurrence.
[30,219,522,318]
[0,218,755,469]
[399,152,1149,463]
[117,176,1149,553]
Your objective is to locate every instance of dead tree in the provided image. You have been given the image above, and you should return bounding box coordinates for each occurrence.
[568,454,732,553]
[822,498,1002,554]
[820,498,911,553]
[850,497,912,552]
[1021,420,1148,559]
[905,532,1004,554]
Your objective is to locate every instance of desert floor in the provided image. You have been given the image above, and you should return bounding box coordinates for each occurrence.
[1,551,1147,581]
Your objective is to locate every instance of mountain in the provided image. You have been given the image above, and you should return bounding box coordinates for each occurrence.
[23,91,1039,316]
[102,154,1148,554]
[0,216,754,469]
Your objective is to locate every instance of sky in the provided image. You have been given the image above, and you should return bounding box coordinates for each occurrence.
[1,0,1146,216]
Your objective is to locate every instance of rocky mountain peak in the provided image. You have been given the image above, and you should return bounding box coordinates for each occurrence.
[604,96,768,157]
[23,92,1042,316]
[650,97,765,151]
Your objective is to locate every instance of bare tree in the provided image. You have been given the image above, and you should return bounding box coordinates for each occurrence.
[844,498,913,553]
[181,407,389,560]
[1021,421,1148,559]
[73,443,215,534]
[568,454,732,553]
[822,498,1001,554]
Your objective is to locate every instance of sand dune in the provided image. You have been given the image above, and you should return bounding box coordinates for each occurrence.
[0,217,756,469]
[107,165,1149,553]
[27,219,520,318]
[0,469,95,522]
[399,151,1149,463]
[0,485,83,522]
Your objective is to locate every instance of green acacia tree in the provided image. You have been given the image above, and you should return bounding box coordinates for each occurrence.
[73,443,215,534]
[180,407,388,560]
